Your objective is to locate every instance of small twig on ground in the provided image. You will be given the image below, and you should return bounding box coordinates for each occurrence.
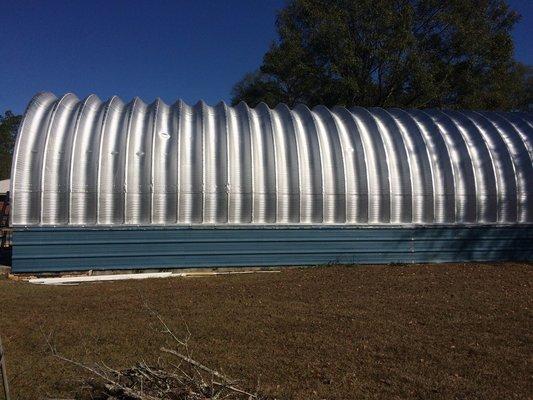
[41,327,160,400]
[160,347,235,385]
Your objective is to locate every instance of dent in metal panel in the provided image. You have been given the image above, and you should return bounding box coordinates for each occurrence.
[11,92,533,226]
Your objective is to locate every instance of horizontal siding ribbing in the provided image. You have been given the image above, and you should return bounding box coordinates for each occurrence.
[12,226,533,272]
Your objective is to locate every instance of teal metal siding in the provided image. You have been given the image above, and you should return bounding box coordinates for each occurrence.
[11,225,533,272]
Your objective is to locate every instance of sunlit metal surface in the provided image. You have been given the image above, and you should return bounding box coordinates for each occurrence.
[11,92,533,226]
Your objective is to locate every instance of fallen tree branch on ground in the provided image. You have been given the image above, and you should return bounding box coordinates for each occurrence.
[43,308,272,400]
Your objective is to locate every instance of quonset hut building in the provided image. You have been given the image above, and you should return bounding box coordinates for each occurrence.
[10,92,533,272]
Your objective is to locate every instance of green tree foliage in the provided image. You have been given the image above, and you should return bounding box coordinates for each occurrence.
[0,111,22,180]
[232,0,529,110]
[518,64,533,112]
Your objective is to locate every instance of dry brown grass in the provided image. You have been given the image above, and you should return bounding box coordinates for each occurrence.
[0,262,531,399]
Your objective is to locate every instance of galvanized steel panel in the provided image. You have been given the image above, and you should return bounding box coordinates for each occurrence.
[11,92,533,226]
[12,226,533,272]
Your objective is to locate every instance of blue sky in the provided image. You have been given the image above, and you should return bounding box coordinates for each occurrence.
[1,0,531,114]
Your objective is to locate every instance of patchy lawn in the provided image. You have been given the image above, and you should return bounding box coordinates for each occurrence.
[0,263,531,399]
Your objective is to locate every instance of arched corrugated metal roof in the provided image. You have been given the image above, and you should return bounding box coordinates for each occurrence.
[10,92,533,226]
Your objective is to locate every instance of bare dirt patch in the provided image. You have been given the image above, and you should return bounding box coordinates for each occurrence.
[0,263,531,399]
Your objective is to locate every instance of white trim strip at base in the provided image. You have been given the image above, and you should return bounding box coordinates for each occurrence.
[28,270,280,285]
